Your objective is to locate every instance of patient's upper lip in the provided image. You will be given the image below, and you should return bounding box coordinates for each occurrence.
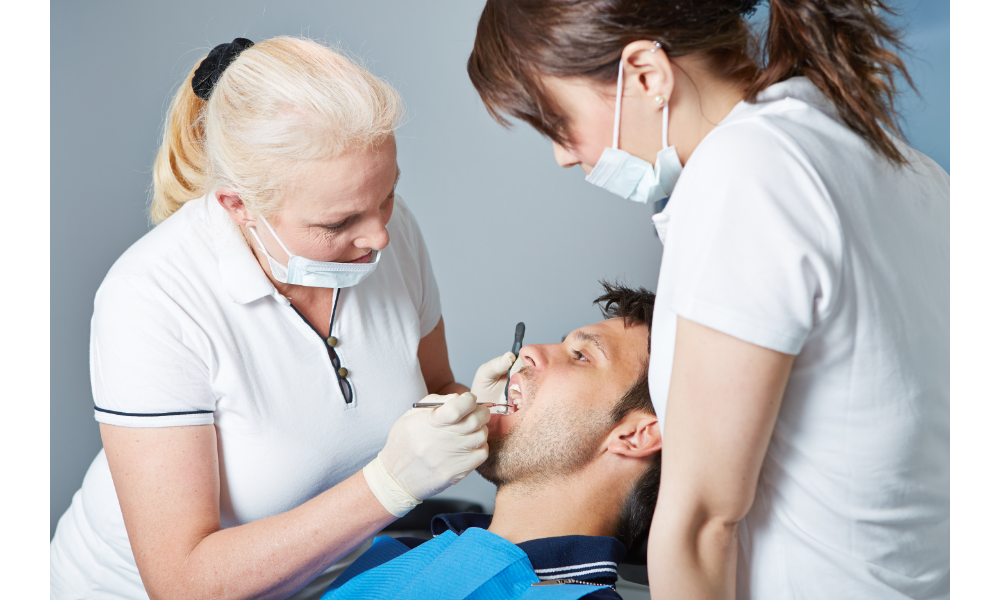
[510,371,523,390]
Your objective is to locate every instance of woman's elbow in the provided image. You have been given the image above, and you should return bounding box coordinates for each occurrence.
[697,513,742,551]
[137,546,223,600]
[658,486,755,546]
[143,576,226,600]
[654,504,742,562]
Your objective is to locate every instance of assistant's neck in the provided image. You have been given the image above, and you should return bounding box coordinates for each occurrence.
[667,55,747,165]
[487,464,629,545]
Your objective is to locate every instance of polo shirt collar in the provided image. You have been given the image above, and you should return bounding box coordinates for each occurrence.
[430,513,625,585]
[205,194,277,305]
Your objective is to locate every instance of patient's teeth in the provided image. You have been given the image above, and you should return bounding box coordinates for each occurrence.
[506,383,522,411]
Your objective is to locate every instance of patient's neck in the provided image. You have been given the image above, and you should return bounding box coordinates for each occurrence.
[487,465,624,544]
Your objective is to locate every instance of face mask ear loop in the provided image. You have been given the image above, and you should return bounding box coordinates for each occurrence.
[661,98,669,150]
[247,226,270,257]
[257,215,293,258]
[612,58,625,151]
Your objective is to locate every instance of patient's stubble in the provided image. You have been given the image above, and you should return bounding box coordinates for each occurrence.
[477,367,611,490]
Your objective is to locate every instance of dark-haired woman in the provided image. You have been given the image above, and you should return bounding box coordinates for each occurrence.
[467,1,948,598]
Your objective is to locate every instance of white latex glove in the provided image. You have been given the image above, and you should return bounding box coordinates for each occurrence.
[470,352,517,409]
[363,392,490,517]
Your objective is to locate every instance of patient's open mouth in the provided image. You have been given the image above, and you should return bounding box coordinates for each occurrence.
[503,372,524,414]
[508,383,522,408]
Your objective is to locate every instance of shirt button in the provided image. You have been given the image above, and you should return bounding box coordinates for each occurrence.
[326,336,338,347]
[337,367,349,378]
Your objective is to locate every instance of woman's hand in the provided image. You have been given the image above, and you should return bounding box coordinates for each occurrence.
[470,352,518,406]
[364,392,490,516]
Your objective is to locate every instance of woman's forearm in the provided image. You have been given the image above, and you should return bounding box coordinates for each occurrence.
[103,423,396,600]
[647,502,739,600]
[645,318,794,600]
[417,317,471,396]
[436,381,470,395]
[150,471,394,600]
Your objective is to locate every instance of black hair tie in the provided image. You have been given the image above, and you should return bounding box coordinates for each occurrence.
[735,0,764,16]
[192,38,255,101]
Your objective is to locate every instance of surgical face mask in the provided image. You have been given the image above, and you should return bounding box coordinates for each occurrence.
[248,216,381,288]
[584,55,683,204]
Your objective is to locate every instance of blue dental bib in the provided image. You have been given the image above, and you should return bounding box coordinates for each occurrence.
[321,528,609,600]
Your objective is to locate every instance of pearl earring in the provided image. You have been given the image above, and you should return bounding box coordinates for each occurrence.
[654,95,664,105]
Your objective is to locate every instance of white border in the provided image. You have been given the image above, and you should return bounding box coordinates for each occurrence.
[26,2,971,598]
[952,1,995,597]
[2,0,50,596]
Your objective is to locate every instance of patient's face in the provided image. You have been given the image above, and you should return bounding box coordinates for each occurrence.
[477,317,649,487]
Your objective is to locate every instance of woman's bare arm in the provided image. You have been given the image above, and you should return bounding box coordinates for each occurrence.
[647,317,795,600]
[417,317,469,395]
[101,423,396,600]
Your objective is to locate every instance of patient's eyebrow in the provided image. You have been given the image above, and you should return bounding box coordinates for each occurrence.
[572,331,609,360]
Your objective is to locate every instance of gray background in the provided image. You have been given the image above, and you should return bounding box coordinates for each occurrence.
[51,0,949,536]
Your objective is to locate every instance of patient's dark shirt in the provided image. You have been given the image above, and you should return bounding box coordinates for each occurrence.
[392,513,626,600]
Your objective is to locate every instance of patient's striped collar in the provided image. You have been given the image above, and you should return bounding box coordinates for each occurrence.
[534,561,620,580]
[429,513,625,586]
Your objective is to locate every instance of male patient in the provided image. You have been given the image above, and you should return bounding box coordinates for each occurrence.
[322,283,661,600]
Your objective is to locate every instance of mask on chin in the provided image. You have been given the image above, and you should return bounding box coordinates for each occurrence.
[248,215,381,289]
[585,51,683,204]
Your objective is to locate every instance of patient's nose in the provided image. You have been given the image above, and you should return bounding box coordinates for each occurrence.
[518,345,542,370]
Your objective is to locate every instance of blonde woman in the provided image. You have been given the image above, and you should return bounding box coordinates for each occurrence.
[50,37,513,600]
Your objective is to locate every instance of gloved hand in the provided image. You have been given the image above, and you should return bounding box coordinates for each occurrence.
[363,392,490,517]
[470,352,517,408]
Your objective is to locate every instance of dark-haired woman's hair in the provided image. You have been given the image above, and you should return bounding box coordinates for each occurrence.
[468,0,914,164]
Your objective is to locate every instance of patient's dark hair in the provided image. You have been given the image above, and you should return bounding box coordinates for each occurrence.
[593,281,660,549]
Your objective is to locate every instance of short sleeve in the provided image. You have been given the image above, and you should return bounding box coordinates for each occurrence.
[90,276,217,427]
[658,121,843,355]
[393,197,443,339]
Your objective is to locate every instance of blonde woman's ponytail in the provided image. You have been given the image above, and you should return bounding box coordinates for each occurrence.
[150,60,209,224]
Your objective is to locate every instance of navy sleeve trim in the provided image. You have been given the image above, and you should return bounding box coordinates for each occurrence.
[94,406,214,417]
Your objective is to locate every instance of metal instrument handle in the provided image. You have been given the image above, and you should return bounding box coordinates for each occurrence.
[504,322,526,402]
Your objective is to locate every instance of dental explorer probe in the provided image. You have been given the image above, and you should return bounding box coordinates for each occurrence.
[411,402,508,408]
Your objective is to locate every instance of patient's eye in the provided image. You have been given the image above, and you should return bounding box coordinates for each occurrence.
[572,350,589,362]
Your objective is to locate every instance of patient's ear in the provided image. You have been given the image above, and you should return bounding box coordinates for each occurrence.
[606,412,662,458]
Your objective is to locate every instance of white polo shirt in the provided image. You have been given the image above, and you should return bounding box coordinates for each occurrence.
[51,194,442,599]
[648,77,949,599]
